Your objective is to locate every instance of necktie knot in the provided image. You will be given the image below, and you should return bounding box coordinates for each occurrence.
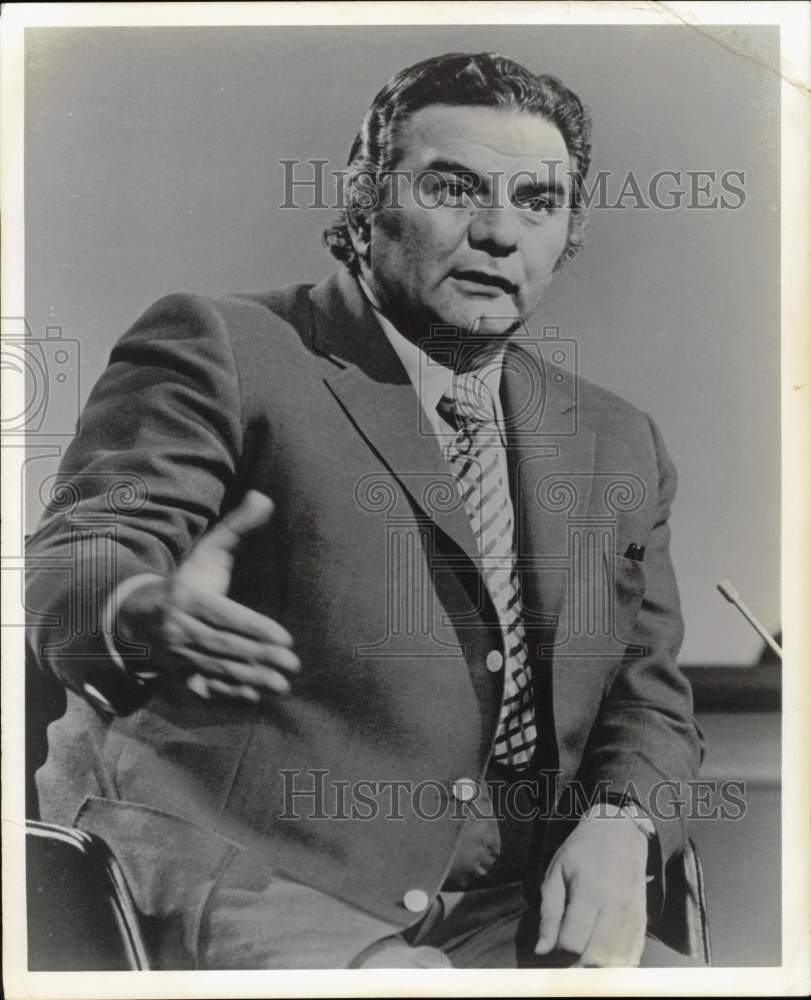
[436,373,498,432]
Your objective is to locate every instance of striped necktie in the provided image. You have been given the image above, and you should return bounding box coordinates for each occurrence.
[437,374,538,770]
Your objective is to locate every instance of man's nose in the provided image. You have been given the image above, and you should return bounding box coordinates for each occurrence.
[467,207,519,257]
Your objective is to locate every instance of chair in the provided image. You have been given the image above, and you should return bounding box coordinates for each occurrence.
[25,815,710,969]
[26,820,151,970]
[651,837,712,964]
[25,642,66,821]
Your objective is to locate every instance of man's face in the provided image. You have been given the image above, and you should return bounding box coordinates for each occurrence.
[358,103,573,344]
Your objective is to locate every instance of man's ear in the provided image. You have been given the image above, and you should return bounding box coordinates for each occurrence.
[347,210,372,266]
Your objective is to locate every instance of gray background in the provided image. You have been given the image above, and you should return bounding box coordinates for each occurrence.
[23,24,781,665]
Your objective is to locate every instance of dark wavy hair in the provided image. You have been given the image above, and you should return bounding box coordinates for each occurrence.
[323,52,593,273]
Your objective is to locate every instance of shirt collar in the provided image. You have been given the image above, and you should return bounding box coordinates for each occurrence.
[357,275,506,437]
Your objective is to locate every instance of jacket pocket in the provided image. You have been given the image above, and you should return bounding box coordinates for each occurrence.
[72,795,242,967]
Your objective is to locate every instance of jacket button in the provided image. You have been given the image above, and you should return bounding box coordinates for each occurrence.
[403,889,430,913]
[486,649,503,672]
[452,777,478,802]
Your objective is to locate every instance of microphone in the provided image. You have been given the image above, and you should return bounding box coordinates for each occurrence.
[717,580,783,660]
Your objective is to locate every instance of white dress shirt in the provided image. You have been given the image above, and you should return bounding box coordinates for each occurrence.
[356,276,509,442]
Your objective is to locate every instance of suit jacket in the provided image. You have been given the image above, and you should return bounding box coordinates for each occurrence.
[27,268,703,961]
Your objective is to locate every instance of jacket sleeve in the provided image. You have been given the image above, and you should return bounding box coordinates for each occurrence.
[25,293,245,714]
[574,415,705,891]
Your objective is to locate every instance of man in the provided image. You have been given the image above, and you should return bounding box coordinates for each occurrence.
[26,52,703,969]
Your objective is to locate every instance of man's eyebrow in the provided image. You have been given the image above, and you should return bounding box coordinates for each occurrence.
[421,158,486,181]
[510,176,568,199]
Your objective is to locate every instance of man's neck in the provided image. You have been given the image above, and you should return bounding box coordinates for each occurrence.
[356,272,508,376]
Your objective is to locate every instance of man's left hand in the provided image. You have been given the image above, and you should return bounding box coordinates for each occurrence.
[535,807,649,967]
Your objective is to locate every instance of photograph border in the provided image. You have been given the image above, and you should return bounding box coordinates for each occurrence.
[2,3,808,997]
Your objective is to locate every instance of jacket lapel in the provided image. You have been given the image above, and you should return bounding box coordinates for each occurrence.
[500,338,596,652]
[309,271,482,570]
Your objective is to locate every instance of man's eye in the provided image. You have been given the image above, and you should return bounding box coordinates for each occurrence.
[440,178,474,204]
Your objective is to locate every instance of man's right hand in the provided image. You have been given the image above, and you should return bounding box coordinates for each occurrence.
[116,490,300,703]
